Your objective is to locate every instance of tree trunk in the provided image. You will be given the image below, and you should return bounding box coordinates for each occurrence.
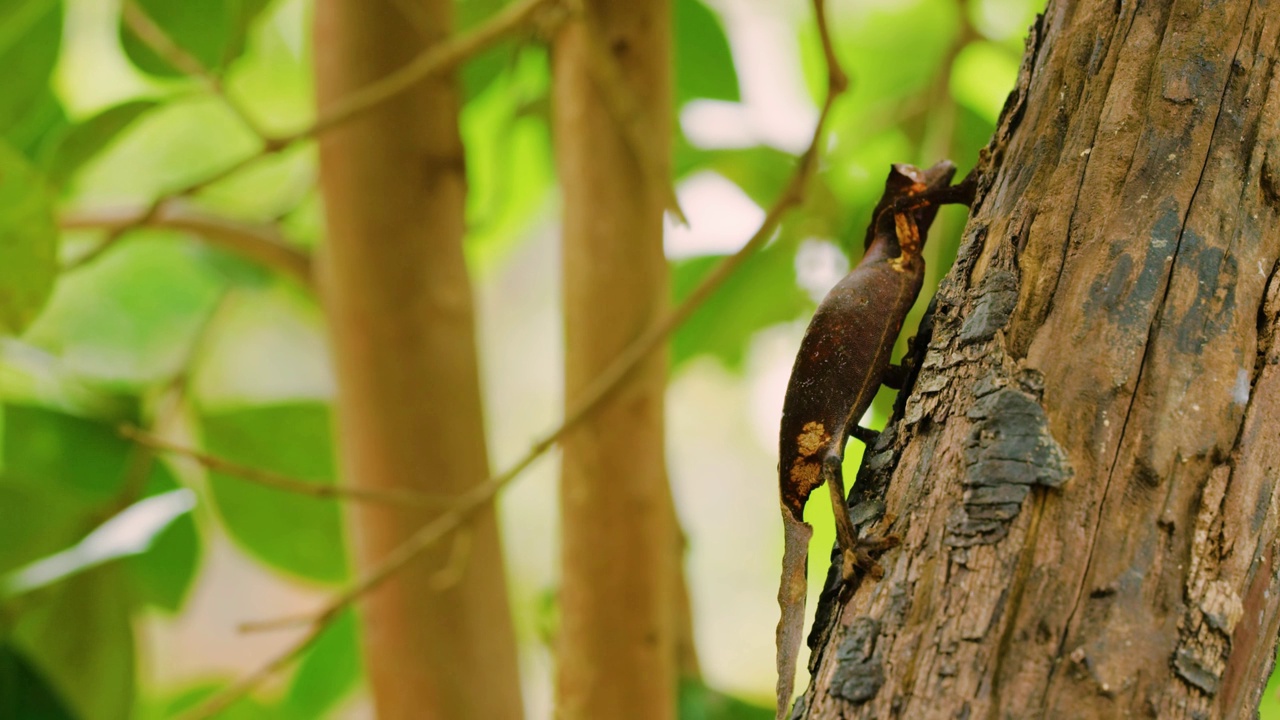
[313,1,524,718]
[800,0,1280,717]
[552,0,678,717]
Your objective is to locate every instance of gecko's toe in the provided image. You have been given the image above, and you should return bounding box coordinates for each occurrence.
[840,534,902,585]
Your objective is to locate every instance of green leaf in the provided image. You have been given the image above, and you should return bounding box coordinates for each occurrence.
[4,85,69,163]
[458,0,515,102]
[799,0,958,108]
[284,610,362,718]
[23,233,224,389]
[680,145,796,205]
[2,489,195,597]
[125,466,201,612]
[674,0,739,105]
[671,238,811,371]
[138,683,279,720]
[12,568,136,720]
[0,643,79,720]
[0,0,62,135]
[1,404,137,503]
[0,485,87,575]
[0,339,139,422]
[43,99,161,190]
[200,403,349,583]
[0,404,203,610]
[120,0,273,77]
[0,140,57,335]
[950,41,1020,124]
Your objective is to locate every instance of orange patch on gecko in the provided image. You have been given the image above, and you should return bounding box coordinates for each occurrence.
[795,421,830,457]
[788,459,822,497]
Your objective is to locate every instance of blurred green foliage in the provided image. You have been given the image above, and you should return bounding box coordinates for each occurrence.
[7,0,1260,719]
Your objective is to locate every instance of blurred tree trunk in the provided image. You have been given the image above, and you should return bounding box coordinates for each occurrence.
[799,0,1280,717]
[313,1,523,718]
[552,0,679,717]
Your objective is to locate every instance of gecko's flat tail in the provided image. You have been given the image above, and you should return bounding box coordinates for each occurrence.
[776,511,815,720]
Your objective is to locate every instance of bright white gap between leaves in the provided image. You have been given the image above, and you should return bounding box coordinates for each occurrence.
[663,171,765,259]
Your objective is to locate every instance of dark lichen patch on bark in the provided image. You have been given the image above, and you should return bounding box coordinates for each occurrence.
[946,376,1071,547]
[1173,229,1238,355]
[1082,205,1181,335]
[959,269,1020,345]
[1174,647,1222,696]
[828,618,886,705]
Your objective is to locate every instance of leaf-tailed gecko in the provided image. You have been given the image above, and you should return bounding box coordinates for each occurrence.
[775,161,972,719]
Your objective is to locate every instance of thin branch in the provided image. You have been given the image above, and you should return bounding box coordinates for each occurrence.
[183,4,848,715]
[286,0,559,141]
[120,426,458,508]
[60,202,315,288]
[65,0,562,274]
[176,624,326,720]
[122,0,269,140]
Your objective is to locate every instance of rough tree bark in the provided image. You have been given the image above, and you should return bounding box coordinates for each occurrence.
[313,1,524,718]
[552,0,679,717]
[798,0,1280,717]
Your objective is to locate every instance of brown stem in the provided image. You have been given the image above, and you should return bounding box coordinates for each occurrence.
[311,0,523,718]
[552,0,676,715]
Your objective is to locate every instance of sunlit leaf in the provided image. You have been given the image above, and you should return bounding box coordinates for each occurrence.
[0,141,57,335]
[0,0,61,135]
[284,610,362,718]
[675,0,739,105]
[0,339,138,421]
[120,0,274,77]
[24,234,224,389]
[0,644,78,720]
[799,0,959,108]
[12,568,136,720]
[137,683,281,720]
[463,49,554,273]
[950,41,1020,124]
[44,99,161,190]
[201,403,348,583]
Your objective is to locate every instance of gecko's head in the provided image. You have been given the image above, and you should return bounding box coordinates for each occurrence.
[863,160,957,252]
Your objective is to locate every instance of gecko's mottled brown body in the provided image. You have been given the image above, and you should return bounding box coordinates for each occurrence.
[774,161,958,719]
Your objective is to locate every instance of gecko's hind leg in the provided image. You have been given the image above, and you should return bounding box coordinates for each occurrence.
[821,456,901,585]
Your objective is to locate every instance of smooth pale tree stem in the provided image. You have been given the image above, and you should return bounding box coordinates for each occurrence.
[553,0,677,717]
[313,0,523,718]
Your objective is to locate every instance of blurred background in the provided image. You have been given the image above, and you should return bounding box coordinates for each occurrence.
[4,0,1277,717]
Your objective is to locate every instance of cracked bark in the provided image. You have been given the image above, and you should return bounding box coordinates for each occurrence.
[798,1,1280,717]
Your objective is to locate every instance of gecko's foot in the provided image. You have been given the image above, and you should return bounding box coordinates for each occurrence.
[839,533,902,585]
